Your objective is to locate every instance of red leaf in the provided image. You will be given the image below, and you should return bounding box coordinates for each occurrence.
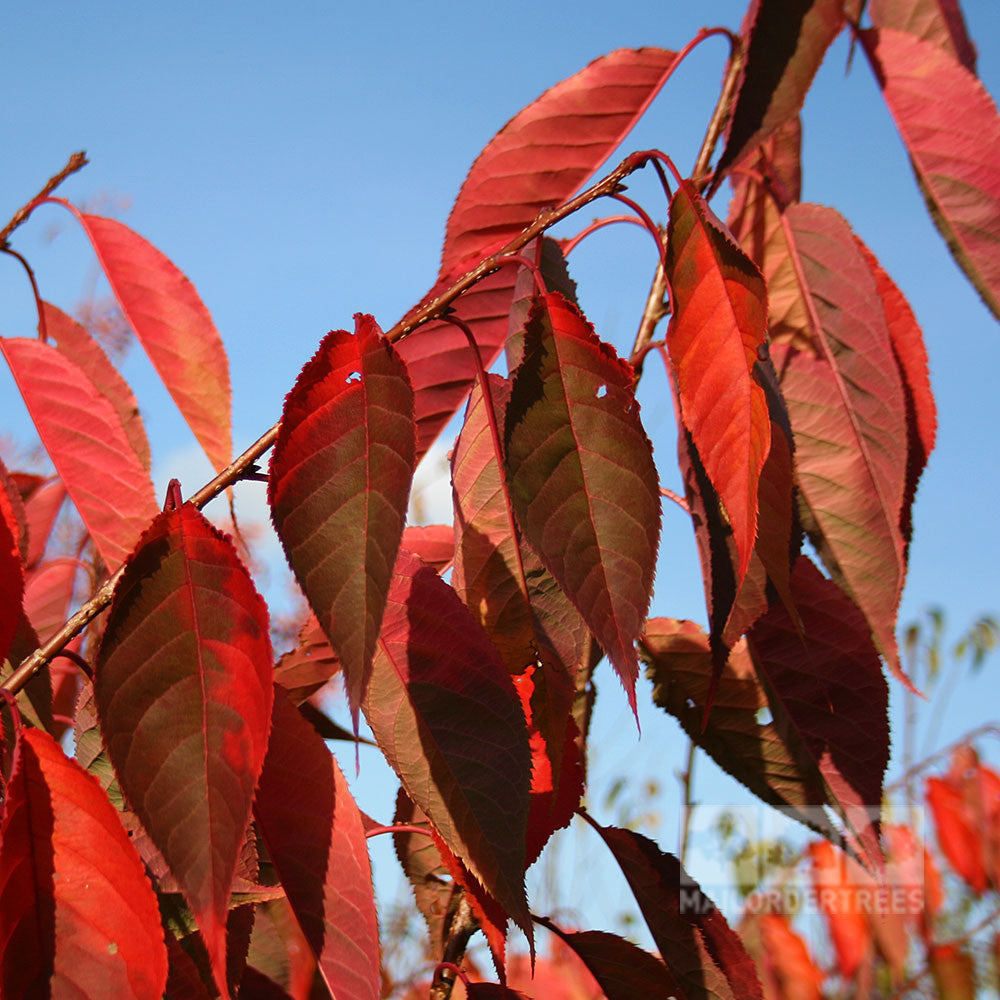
[95,504,274,998]
[0,458,29,564]
[0,480,22,664]
[539,926,680,1000]
[853,238,936,550]
[41,301,152,470]
[399,47,680,456]
[504,293,660,713]
[884,824,942,938]
[0,727,167,998]
[254,687,380,1000]
[21,478,66,570]
[464,986,530,1000]
[401,523,455,573]
[0,337,159,570]
[748,557,889,860]
[273,615,340,706]
[59,206,233,472]
[861,28,1000,321]
[754,913,824,1000]
[764,204,910,683]
[926,771,989,893]
[362,550,532,942]
[716,0,845,178]
[269,314,415,730]
[24,557,81,642]
[593,822,763,1000]
[665,180,770,582]
[867,0,977,72]
[807,841,873,979]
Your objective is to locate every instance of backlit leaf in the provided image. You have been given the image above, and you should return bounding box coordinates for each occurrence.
[96,504,274,998]
[59,206,232,472]
[861,28,1000,321]
[716,0,844,178]
[926,776,987,893]
[807,841,872,979]
[24,557,82,642]
[763,203,910,681]
[504,292,660,712]
[21,477,66,570]
[0,727,167,999]
[270,314,415,729]
[0,479,22,665]
[0,337,159,570]
[401,523,455,572]
[400,47,680,456]
[748,913,824,1000]
[666,180,770,582]
[41,301,152,471]
[254,687,380,1000]
[867,0,977,71]
[273,615,340,706]
[362,550,532,941]
[593,822,763,1000]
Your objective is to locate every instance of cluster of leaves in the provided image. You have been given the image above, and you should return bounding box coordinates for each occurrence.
[0,0,998,997]
[734,742,1000,1000]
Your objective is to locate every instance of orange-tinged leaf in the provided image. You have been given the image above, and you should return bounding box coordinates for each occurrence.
[269,314,415,730]
[96,504,274,999]
[884,824,942,938]
[764,204,910,683]
[756,913,824,1000]
[40,301,152,471]
[504,293,660,713]
[926,775,986,893]
[59,206,233,472]
[400,47,680,456]
[867,0,977,70]
[254,688,380,1000]
[716,0,844,178]
[362,550,532,941]
[861,28,1000,322]
[0,337,159,570]
[807,841,872,980]
[0,727,167,999]
[593,822,763,1000]
[666,180,770,583]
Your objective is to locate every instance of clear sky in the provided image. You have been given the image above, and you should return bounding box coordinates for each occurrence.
[3,0,1000,960]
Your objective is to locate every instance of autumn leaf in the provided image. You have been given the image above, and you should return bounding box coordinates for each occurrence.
[867,0,977,72]
[399,47,681,456]
[254,687,381,1000]
[0,727,167,999]
[1,337,159,570]
[807,841,872,980]
[0,479,22,665]
[505,292,660,713]
[665,179,770,583]
[96,504,274,998]
[861,28,1000,322]
[53,204,233,472]
[269,314,415,730]
[362,550,532,941]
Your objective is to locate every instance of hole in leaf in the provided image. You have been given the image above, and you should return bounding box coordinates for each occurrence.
[346,371,361,383]
[755,705,773,726]
[685,698,696,710]
[596,384,608,398]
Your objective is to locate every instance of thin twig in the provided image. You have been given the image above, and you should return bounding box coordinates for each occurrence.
[428,896,478,1000]
[0,247,48,340]
[884,723,1000,795]
[629,253,669,375]
[2,150,660,697]
[695,35,745,193]
[0,152,88,246]
[678,740,697,868]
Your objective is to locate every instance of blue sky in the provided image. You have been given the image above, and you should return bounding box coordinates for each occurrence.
[3,0,1000,956]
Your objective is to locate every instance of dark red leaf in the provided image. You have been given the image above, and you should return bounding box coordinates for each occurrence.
[716,0,845,178]
[0,478,22,664]
[763,204,910,683]
[0,458,29,564]
[269,314,415,729]
[465,985,530,999]
[96,504,274,998]
[41,300,152,470]
[0,337,159,570]
[541,926,682,1000]
[0,727,167,999]
[592,822,763,1000]
[666,180,770,582]
[254,687,380,1000]
[362,549,532,942]
[867,0,977,71]
[60,206,233,472]
[861,28,1000,321]
[400,47,680,456]
[504,292,660,713]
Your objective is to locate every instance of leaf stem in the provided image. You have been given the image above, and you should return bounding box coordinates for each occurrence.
[365,823,433,840]
[0,152,88,246]
[561,214,649,257]
[0,247,48,342]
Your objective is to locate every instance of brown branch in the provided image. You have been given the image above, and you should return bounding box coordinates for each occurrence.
[428,896,478,1000]
[629,252,669,375]
[695,35,745,193]
[0,152,88,246]
[2,150,659,698]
